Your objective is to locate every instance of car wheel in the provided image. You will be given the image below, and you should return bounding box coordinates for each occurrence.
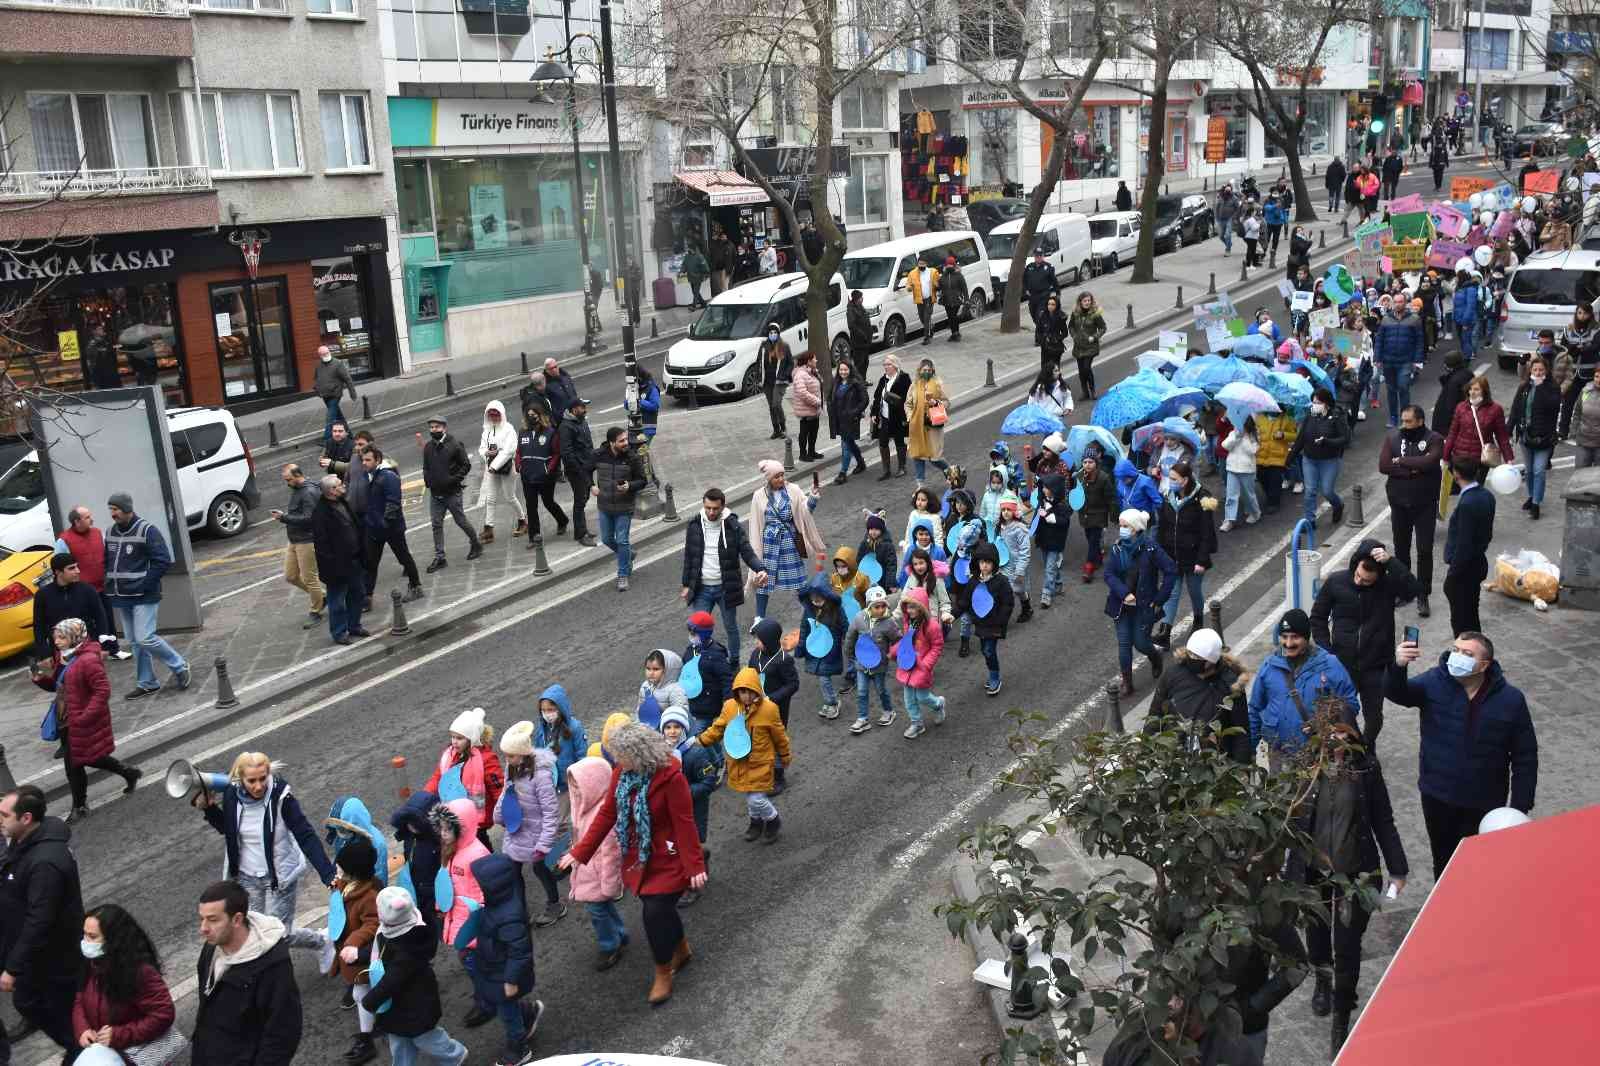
[740,362,761,399]
[207,492,248,538]
[966,290,986,321]
[831,333,853,366]
[1078,261,1091,286]
[884,316,907,348]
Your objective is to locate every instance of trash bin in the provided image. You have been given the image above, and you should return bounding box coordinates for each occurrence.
[1559,467,1600,611]
[652,275,677,311]
[1285,546,1323,612]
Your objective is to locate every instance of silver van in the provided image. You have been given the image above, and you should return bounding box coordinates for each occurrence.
[1499,249,1600,371]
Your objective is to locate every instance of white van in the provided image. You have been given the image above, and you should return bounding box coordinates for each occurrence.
[1499,248,1600,371]
[0,406,261,554]
[663,272,852,400]
[1087,211,1142,273]
[985,212,1093,301]
[839,231,992,348]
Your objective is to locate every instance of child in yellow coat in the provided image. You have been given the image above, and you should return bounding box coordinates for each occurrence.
[696,667,792,845]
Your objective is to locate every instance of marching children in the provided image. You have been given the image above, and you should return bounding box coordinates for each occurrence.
[1032,474,1071,608]
[796,570,846,720]
[563,754,629,968]
[747,617,798,793]
[995,492,1033,624]
[901,547,953,629]
[947,489,985,658]
[844,585,901,734]
[683,611,733,732]
[1076,452,1118,582]
[826,546,872,614]
[466,853,543,1066]
[423,708,504,850]
[978,465,1007,527]
[659,708,721,906]
[696,667,792,844]
[970,542,1016,696]
[363,886,469,1066]
[900,486,945,554]
[856,512,899,592]
[329,835,381,1065]
[427,800,490,1022]
[496,721,565,928]
[896,586,946,739]
[637,649,689,722]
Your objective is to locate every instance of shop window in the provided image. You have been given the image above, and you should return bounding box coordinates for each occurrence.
[26,92,158,175]
[0,283,186,407]
[319,93,373,171]
[211,277,297,398]
[845,156,888,225]
[313,256,374,376]
[1206,96,1248,159]
[397,161,435,234]
[200,91,302,175]
[1055,105,1120,180]
[1264,96,1332,158]
[973,108,1017,188]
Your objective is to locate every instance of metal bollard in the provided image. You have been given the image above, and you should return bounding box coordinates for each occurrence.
[1208,599,1224,644]
[1239,257,1249,282]
[688,383,699,410]
[1094,198,1100,213]
[214,656,240,710]
[362,395,371,421]
[1346,483,1366,526]
[1268,245,1277,270]
[1164,182,1170,196]
[1104,680,1125,733]
[389,588,412,636]
[531,535,551,576]
[660,482,680,522]
[1203,177,1208,191]
[520,350,529,374]
[267,421,279,447]
[984,358,997,388]
[0,744,13,793]
[1174,285,1183,309]
[1208,272,1217,295]
[1005,932,1045,1019]
[445,372,455,397]
[1312,162,1318,176]
[651,316,659,339]
[1124,304,1135,330]
[784,436,796,471]
[1341,218,1349,238]
[1319,229,1327,249]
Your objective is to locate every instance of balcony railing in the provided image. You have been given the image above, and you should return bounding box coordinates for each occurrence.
[0,0,189,15]
[0,164,212,201]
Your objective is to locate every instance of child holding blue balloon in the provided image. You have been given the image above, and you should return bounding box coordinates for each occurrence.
[636,649,690,726]
[969,542,1015,696]
[902,547,953,631]
[364,886,469,1066]
[945,489,985,658]
[659,707,720,906]
[796,570,847,718]
[697,667,791,844]
[899,487,945,556]
[496,721,565,928]
[328,835,382,1064]
[423,708,504,851]
[683,612,734,732]
[427,800,490,1023]
[844,585,901,735]
[1031,474,1072,609]
[896,586,946,739]
[996,493,1034,625]
[856,512,899,592]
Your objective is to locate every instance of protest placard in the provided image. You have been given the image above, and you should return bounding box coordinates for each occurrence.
[1523,170,1560,195]
[1449,176,1496,201]
[1158,330,1185,351]
[1308,307,1340,334]
[1290,290,1314,313]
[1386,242,1427,271]
[1388,212,1434,242]
[1204,323,1232,351]
[1276,279,1294,299]
[1387,193,1425,215]
[1324,328,1361,360]
[1428,202,1470,239]
[1426,240,1473,270]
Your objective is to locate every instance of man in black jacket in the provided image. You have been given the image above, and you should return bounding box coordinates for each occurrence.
[558,399,598,547]
[1443,456,1495,635]
[938,254,968,341]
[32,552,109,662]
[193,880,302,1066]
[419,415,481,573]
[1142,628,1251,763]
[846,290,873,379]
[1380,405,1445,617]
[1311,538,1420,748]
[0,787,85,1055]
[311,474,370,645]
[681,487,768,661]
[1022,251,1057,331]
[1379,146,1404,200]
[541,358,578,423]
[592,427,648,592]
[272,462,326,626]
[1432,350,1474,436]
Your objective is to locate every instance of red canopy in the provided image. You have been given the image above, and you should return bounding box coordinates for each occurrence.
[1337,804,1600,1063]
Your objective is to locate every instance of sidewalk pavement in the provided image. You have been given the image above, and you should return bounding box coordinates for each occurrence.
[950,459,1600,1064]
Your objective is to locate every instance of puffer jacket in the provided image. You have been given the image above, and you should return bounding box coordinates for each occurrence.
[1032,475,1072,552]
[1574,382,1600,448]
[564,756,623,903]
[1386,655,1537,811]
[1143,649,1252,763]
[534,684,588,791]
[465,855,534,987]
[790,363,822,418]
[1156,482,1219,572]
[364,925,442,1039]
[1374,312,1424,368]
[592,444,647,515]
[1102,531,1176,617]
[568,758,706,896]
[1068,308,1106,360]
[1442,400,1513,464]
[1221,428,1259,474]
[431,799,489,947]
[33,640,115,765]
[1310,537,1420,679]
[495,748,560,863]
[1247,646,1360,754]
[476,400,518,477]
[843,603,901,677]
[1254,413,1299,468]
[390,791,441,927]
[1451,282,1479,332]
[894,587,944,689]
[697,667,792,793]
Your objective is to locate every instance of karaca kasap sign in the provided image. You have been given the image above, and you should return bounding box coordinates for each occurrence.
[1,247,176,283]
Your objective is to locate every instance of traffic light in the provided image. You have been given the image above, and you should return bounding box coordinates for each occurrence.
[1371,94,1389,134]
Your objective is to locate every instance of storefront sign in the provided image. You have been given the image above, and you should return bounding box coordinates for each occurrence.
[1204,117,1228,164]
[0,247,176,283]
[743,146,851,184]
[963,82,1072,108]
[1275,66,1325,87]
[391,97,645,149]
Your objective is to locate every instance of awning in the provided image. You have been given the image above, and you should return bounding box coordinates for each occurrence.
[674,169,769,208]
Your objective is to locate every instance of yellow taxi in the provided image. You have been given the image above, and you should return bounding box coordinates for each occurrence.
[0,548,54,661]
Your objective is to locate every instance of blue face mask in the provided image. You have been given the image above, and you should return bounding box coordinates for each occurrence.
[1446,651,1479,678]
[1118,528,1134,541]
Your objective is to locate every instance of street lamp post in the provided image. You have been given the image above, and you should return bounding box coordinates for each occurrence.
[536,1,602,358]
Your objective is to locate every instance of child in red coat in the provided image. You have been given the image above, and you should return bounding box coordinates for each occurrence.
[895,586,946,740]
[423,707,504,849]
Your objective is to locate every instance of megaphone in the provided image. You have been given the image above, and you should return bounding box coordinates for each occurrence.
[164,759,230,801]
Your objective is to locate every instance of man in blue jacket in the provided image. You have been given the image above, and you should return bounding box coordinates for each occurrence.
[1248,608,1360,757]
[103,492,190,700]
[1443,455,1495,636]
[1373,302,1424,428]
[1452,268,1480,367]
[360,448,424,608]
[1390,630,1537,879]
[1113,457,1162,519]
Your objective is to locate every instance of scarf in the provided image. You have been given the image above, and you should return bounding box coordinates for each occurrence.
[612,769,653,866]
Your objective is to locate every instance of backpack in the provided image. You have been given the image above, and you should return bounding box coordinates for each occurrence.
[1311,771,1366,875]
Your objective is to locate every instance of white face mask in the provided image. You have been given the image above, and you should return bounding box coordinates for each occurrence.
[1311,402,1327,415]
[321,353,333,363]
[1530,372,1547,385]
[81,939,104,959]
[1446,651,1480,678]
[541,712,559,725]
[1469,394,1484,406]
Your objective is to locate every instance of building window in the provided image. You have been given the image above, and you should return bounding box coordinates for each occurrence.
[972,107,1018,187]
[200,91,302,174]
[313,256,373,375]
[190,0,287,11]
[1464,28,1512,70]
[682,126,714,167]
[1048,4,1098,58]
[1056,105,1120,180]
[841,82,886,130]
[397,160,434,233]
[1263,95,1332,158]
[845,155,887,224]
[320,93,372,171]
[26,93,158,174]
[1206,94,1248,159]
[307,0,356,12]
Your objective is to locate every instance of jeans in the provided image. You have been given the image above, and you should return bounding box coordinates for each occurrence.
[917,301,935,340]
[690,584,742,663]
[428,490,477,557]
[1524,445,1553,505]
[234,872,328,950]
[1033,549,1062,602]
[1389,497,1437,591]
[1301,455,1344,524]
[765,386,788,434]
[854,668,892,720]
[520,479,568,537]
[114,602,187,692]
[746,791,778,821]
[1162,570,1206,626]
[324,574,365,639]
[1458,326,1476,365]
[1580,445,1600,468]
[323,397,345,446]
[1327,190,1342,212]
[364,525,421,595]
[1224,470,1261,521]
[1114,604,1157,672]
[585,900,628,952]
[283,541,324,613]
[816,673,838,706]
[1219,225,1233,253]
[979,637,1000,684]
[913,457,949,481]
[597,510,633,576]
[1305,870,1377,1014]
[838,436,865,476]
[1419,792,1496,881]
[387,1028,468,1066]
[903,685,944,724]
[462,949,530,1046]
[1083,525,1104,567]
[1383,361,1414,425]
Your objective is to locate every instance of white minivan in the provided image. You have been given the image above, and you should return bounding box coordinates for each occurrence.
[1498,248,1600,371]
[985,212,1094,302]
[1087,211,1142,273]
[663,272,852,400]
[839,231,992,348]
[0,406,261,554]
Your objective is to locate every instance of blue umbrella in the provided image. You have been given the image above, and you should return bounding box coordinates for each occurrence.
[1064,425,1124,467]
[1091,369,1191,430]
[1172,354,1270,394]
[1148,383,1209,423]
[1264,371,1314,410]
[1288,358,1332,389]
[1000,402,1066,437]
[1230,334,1276,364]
[1131,416,1204,456]
[1215,381,1280,425]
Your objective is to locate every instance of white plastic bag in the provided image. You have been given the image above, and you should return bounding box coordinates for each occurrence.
[1494,549,1560,603]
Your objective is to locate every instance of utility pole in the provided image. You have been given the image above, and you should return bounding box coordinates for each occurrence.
[1471,0,1490,153]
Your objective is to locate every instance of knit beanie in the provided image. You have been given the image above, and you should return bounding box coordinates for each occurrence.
[1118,508,1149,533]
[659,707,692,735]
[865,512,887,533]
[337,835,377,881]
[500,720,535,757]
[448,707,485,745]
[376,886,424,939]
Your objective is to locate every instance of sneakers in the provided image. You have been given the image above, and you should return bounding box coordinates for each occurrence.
[616,576,629,592]
[174,666,191,690]
[849,718,871,735]
[985,677,1003,697]
[876,709,897,727]
[930,696,947,725]
[1292,482,1305,494]
[818,703,840,719]
[303,612,323,630]
[318,932,337,976]
[1219,520,1235,533]
[534,900,567,928]
[125,685,160,701]
[903,722,926,739]
[402,585,425,603]
[1357,410,1368,421]
[1245,513,1260,525]
[522,998,546,1044]
[1039,595,1052,608]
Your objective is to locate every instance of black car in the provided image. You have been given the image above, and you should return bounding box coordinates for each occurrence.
[1151,194,1214,253]
[1511,122,1564,159]
[963,198,1031,238]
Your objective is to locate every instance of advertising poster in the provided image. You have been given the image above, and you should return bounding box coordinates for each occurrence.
[470,184,508,249]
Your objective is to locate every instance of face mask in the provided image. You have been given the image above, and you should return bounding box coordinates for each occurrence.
[1446,651,1479,678]
[921,370,933,380]
[1531,373,1547,385]
[321,353,333,363]
[81,939,104,960]
[541,712,559,725]
[429,430,445,441]
[1469,395,1483,406]
[1118,527,1134,541]
[768,333,778,342]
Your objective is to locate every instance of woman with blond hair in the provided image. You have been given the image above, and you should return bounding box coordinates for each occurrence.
[193,750,336,954]
[904,358,951,483]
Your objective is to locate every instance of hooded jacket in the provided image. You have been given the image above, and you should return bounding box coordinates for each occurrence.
[796,571,846,676]
[1075,463,1117,529]
[592,440,648,515]
[747,617,799,712]
[827,545,872,611]
[681,506,764,606]
[638,648,690,720]
[192,914,301,1066]
[432,798,489,947]
[1144,650,1252,764]
[844,601,902,678]
[1386,654,1538,811]
[1253,412,1299,468]
[534,683,588,791]
[569,757,705,896]
[855,530,899,592]
[0,815,83,980]
[1311,538,1420,680]
[564,756,624,902]
[1102,531,1176,618]
[331,874,380,986]
[1113,458,1162,520]
[894,587,944,689]
[390,791,441,929]
[476,400,517,476]
[1248,645,1360,753]
[1031,475,1072,552]
[698,667,792,793]
[901,508,946,557]
[496,748,560,863]
[202,775,335,892]
[364,924,442,1038]
[362,458,405,533]
[465,854,534,987]
[1156,480,1219,572]
[683,631,734,724]
[967,543,1016,640]
[421,430,471,497]
[325,795,389,888]
[1432,359,1476,435]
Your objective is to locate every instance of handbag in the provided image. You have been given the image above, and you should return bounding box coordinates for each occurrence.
[1469,406,1502,467]
[124,1025,190,1066]
[40,699,59,743]
[926,401,948,427]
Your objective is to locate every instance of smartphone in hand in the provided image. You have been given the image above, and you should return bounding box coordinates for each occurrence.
[1403,625,1420,645]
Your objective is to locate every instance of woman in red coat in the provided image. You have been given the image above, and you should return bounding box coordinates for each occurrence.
[558,723,708,1007]
[74,903,185,1063]
[1442,374,1515,468]
[32,618,141,822]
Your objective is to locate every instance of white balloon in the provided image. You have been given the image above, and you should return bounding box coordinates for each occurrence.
[1487,463,1523,495]
[1474,244,1494,266]
[1468,192,1485,210]
[1522,196,1538,213]
[1479,807,1532,833]
[1453,256,1474,274]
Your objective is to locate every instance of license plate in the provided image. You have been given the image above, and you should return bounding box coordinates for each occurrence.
[669,377,693,389]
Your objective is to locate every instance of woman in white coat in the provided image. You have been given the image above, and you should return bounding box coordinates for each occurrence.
[476,399,525,541]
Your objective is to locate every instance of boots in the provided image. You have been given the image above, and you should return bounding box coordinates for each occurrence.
[743,818,764,842]
[479,525,495,544]
[1016,598,1033,624]
[1147,651,1164,678]
[1081,561,1096,583]
[958,635,971,658]
[1311,968,1333,1016]
[878,446,894,480]
[1417,594,1431,618]
[1118,670,1135,697]
[1192,612,1205,637]
[513,518,528,537]
[762,816,782,844]
[770,763,786,796]
[670,938,693,973]
[896,458,907,478]
[1331,1011,1351,1054]
[648,963,675,1006]
[1150,620,1172,648]
[343,1033,377,1065]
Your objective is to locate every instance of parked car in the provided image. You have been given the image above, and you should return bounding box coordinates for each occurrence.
[1512,122,1564,158]
[663,272,852,400]
[1087,211,1141,273]
[963,197,1031,238]
[0,548,52,662]
[1151,194,1214,253]
[0,405,260,554]
[1496,248,1600,371]
[985,212,1094,303]
[840,231,992,348]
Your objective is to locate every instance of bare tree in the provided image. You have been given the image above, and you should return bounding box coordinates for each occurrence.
[1518,0,1600,132]
[916,0,1111,334]
[1214,0,1375,223]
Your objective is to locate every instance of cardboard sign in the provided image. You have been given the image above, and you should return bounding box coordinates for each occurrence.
[1290,290,1314,312]
[1450,176,1496,201]
[1158,330,1185,351]
[1309,307,1340,334]
[1387,192,1425,214]
[1386,242,1427,271]
[1426,239,1473,270]
[1205,323,1233,351]
[1276,278,1295,299]
[57,330,80,362]
[1429,203,1470,239]
[1491,212,1515,239]
[1523,169,1560,195]
[1388,211,1434,242]
[1324,328,1361,359]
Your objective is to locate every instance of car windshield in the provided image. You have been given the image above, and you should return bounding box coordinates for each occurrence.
[0,459,43,516]
[1509,267,1600,306]
[688,302,770,340]
[1089,220,1119,238]
[840,256,897,290]
[986,233,1022,258]
[1154,200,1181,221]
[1518,125,1553,134]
